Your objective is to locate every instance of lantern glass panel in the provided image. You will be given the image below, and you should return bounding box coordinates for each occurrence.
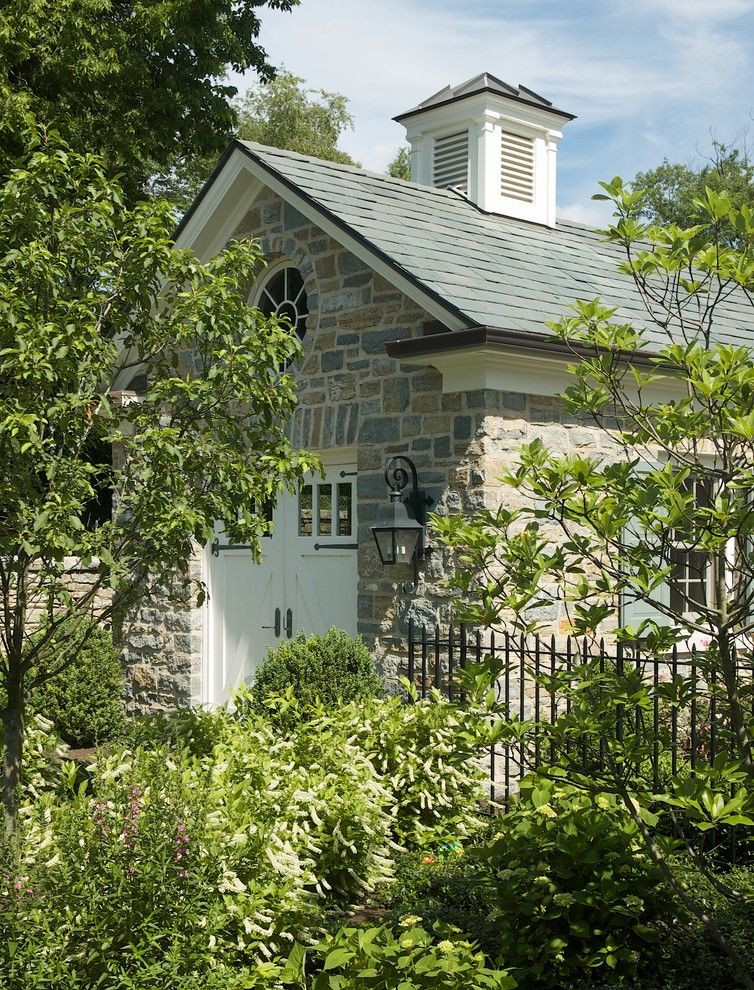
[394,528,420,564]
[374,528,397,565]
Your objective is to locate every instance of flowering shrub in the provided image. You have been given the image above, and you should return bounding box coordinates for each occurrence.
[310,919,516,989]
[356,685,490,848]
[0,745,249,988]
[0,683,492,987]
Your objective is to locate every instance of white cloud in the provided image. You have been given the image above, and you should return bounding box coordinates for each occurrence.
[626,0,754,22]
[231,0,754,212]
[559,198,612,226]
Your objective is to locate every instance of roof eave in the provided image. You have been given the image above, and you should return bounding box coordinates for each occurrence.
[385,325,659,366]
[393,88,577,124]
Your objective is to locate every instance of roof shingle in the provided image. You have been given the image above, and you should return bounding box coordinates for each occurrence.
[239,142,751,353]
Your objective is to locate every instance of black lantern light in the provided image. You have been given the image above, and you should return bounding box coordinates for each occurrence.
[371,455,432,592]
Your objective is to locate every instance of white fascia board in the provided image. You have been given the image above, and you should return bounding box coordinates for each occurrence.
[404,95,565,140]
[174,152,265,261]
[400,343,686,402]
[176,146,467,331]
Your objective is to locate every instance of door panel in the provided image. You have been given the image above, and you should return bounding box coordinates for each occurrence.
[208,458,358,704]
[209,523,284,703]
[284,462,358,638]
[288,550,358,636]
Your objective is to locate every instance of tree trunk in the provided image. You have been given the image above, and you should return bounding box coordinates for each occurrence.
[1,667,24,832]
[718,633,754,779]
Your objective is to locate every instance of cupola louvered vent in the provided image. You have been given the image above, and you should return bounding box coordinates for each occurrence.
[432,131,469,191]
[500,130,535,203]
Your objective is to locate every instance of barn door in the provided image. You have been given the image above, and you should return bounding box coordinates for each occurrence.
[207,457,358,704]
[208,517,285,703]
[284,459,358,638]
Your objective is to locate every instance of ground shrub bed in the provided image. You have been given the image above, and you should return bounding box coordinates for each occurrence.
[0,678,495,989]
[2,633,753,989]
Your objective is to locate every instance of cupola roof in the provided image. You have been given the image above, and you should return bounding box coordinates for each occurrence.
[394,72,576,124]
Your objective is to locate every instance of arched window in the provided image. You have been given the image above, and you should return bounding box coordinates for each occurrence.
[256,264,309,344]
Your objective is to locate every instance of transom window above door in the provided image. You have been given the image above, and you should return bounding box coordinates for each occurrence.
[256,263,309,343]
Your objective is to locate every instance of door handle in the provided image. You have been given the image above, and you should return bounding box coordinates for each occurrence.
[262,607,281,637]
[285,608,293,639]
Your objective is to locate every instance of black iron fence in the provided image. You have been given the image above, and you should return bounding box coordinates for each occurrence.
[403,620,754,807]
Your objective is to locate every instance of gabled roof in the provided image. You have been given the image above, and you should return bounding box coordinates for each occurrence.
[393,71,576,123]
[206,141,748,355]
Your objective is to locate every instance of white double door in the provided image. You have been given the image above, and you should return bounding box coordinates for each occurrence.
[207,456,358,704]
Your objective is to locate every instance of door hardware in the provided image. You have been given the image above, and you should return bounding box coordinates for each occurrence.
[285,608,293,639]
[211,538,253,557]
[313,542,359,551]
[261,607,281,637]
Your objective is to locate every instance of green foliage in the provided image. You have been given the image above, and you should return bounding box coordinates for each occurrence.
[387,146,411,181]
[638,863,754,989]
[387,850,497,955]
[237,70,358,166]
[14,715,68,802]
[245,629,383,720]
[633,139,754,242]
[212,704,396,917]
[0,135,317,817]
[432,171,754,986]
[0,0,299,203]
[29,626,125,748]
[357,685,490,849]
[481,777,664,987]
[0,684,492,986]
[0,719,390,985]
[124,707,226,759]
[310,921,516,990]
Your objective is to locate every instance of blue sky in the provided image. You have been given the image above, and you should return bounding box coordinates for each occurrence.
[227,0,754,223]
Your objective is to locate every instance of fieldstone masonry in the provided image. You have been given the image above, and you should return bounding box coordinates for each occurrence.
[122,187,613,711]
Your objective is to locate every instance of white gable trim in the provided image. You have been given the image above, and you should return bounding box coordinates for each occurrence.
[175,144,469,331]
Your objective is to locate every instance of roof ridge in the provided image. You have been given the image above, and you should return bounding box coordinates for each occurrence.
[239,141,603,235]
[238,140,463,196]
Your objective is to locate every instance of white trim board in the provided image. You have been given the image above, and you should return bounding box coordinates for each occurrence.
[400,343,687,402]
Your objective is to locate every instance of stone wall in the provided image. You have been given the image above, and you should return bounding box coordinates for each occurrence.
[120,184,615,709]
[121,556,203,713]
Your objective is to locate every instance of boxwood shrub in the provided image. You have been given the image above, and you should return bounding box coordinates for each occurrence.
[29,625,126,748]
[247,627,383,716]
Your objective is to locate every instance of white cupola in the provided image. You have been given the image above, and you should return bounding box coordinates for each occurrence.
[394,73,575,228]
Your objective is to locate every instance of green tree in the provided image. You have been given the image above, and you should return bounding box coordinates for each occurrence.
[0,0,299,203]
[0,135,317,825]
[633,138,754,240]
[387,146,411,181]
[237,69,359,165]
[434,182,754,987]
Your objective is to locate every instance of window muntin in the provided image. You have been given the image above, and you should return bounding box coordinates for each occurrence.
[257,265,309,344]
[668,478,714,615]
[297,480,354,540]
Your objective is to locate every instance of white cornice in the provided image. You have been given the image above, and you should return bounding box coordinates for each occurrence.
[399,343,684,402]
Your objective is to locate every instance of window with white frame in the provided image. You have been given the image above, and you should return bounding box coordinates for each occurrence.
[256,264,309,343]
[668,477,714,616]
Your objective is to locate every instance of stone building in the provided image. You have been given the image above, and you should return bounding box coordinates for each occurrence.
[119,72,747,711]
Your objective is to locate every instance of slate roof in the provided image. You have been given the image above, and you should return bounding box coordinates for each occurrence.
[394,72,575,123]
[235,141,751,355]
